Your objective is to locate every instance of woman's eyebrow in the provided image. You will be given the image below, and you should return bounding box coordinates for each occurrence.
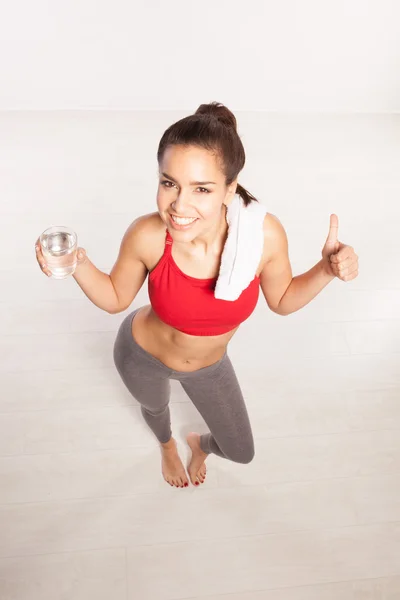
[161,172,217,185]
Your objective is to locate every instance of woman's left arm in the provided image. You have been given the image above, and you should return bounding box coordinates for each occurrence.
[259,213,359,316]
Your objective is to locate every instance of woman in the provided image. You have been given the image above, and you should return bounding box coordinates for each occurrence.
[35,102,359,489]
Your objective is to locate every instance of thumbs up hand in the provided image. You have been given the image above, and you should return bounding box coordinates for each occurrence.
[321,214,359,281]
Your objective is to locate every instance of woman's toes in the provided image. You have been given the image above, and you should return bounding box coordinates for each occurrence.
[161,438,189,488]
[168,473,188,488]
[197,468,205,483]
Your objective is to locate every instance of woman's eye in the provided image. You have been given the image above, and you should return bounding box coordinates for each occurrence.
[161,181,210,193]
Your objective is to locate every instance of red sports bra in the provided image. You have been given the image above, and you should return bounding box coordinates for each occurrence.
[148,230,260,336]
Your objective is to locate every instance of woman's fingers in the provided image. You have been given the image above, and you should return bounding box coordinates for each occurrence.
[35,238,52,277]
[76,247,87,265]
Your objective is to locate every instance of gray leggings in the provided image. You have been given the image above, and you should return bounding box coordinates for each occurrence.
[113,308,255,463]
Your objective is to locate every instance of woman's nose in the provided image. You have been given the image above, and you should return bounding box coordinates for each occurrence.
[172,195,191,214]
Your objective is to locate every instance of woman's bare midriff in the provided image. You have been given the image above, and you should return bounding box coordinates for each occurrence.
[131,304,238,372]
[126,210,268,372]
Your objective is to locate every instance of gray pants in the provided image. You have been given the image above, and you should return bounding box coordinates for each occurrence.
[113,308,255,463]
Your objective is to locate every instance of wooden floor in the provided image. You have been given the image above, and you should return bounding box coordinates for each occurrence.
[1,111,399,599]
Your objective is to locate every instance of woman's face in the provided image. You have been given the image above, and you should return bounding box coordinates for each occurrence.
[157,145,237,241]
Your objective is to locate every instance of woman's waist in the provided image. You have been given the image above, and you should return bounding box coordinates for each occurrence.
[131,305,236,370]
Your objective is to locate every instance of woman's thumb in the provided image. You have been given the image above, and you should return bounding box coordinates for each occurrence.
[77,247,87,263]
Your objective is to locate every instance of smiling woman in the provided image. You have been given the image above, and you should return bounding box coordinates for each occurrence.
[38,100,357,490]
[160,178,208,230]
[157,101,258,207]
[112,102,268,487]
[154,109,260,248]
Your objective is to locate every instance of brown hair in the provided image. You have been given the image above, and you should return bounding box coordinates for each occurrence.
[157,101,258,206]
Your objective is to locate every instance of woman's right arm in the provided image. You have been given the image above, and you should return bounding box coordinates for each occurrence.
[72,216,149,314]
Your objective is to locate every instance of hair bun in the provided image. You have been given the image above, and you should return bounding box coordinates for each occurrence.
[195,101,237,131]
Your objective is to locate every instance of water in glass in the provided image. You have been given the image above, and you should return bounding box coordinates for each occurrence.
[40,227,77,279]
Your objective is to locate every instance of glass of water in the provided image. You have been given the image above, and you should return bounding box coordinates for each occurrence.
[39,226,78,279]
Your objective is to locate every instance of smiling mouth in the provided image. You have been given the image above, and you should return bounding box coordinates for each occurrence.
[170,214,198,224]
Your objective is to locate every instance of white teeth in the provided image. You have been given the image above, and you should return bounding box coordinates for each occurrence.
[171,215,197,225]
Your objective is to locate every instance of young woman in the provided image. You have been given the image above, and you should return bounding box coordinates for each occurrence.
[35,102,359,489]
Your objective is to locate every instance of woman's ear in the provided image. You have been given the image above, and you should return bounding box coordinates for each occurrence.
[224,180,238,206]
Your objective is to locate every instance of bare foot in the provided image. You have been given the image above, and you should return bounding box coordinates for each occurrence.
[187,432,208,486]
[161,438,189,488]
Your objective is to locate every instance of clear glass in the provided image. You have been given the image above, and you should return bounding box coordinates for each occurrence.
[40,226,78,279]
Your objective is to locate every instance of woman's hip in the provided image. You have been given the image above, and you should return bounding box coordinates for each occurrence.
[114,306,229,377]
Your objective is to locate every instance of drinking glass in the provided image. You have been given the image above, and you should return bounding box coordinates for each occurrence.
[39,226,78,279]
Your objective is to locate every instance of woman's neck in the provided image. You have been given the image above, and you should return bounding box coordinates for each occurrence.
[187,204,228,257]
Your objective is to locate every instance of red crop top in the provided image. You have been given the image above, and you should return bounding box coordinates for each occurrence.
[148,230,260,336]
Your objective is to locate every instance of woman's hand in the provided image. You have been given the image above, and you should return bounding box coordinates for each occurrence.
[35,238,87,278]
[75,247,88,270]
[321,215,359,281]
[35,237,52,277]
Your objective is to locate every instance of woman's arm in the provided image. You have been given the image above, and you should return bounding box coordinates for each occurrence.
[73,216,149,314]
[259,214,335,316]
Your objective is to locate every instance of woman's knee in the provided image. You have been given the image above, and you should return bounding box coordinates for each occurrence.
[141,403,169,418]
[225,440,255,464]
[238,444,255,464]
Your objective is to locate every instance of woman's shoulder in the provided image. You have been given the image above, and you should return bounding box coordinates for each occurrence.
[124,211,166,270]
[262,212,284,235]
[260,212,288,263]
[131,211,165,232]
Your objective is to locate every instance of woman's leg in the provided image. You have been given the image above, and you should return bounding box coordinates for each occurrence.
[177,353,255,483]
[113,309,189,488]
[113,310,173,444]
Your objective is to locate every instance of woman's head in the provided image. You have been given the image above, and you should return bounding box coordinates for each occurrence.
[156,102,258,241]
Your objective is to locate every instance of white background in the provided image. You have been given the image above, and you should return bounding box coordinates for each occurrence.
[1,2,400,599]
[0,0,399,111]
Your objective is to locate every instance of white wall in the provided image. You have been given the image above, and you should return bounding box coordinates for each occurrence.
[1,0,399,111]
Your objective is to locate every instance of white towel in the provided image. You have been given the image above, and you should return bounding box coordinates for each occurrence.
[214,193,268,301]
